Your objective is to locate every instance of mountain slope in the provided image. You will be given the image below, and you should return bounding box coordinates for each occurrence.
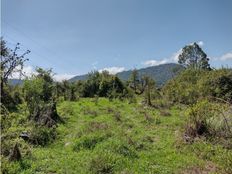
[69,63,184,86]
[8,79,24,86]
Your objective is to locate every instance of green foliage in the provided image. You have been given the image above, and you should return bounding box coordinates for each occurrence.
[2,98,231,173]
[128,69,140,93]
[29,126,57,146]
[54,80,80,101]
[185,100,232,148]
[163,69,202,104]
[198,68,232,103]
[23,68,54,113]
[82,71,128,99]
[178,42,210,70]
[185,100,216,137]
[73,134,109,151]
[23,68,61,127]
[89,153,116,174]
[82,71,101,97]
[23,77,45,115]
[124,88,137,103]
[0,84,23,112]
[163,68,232,104]
[1,38,30,110]
[143,75,156,106]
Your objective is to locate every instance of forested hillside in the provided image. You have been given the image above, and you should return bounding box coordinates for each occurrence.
[69,63,184,87]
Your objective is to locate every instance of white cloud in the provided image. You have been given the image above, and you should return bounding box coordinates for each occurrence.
[10,65,36,79]
[189,41,204,46]
[143,59,169,67]
[10,65,75,82]
[170,48,183,62]
[197,41,204,46]
[99,67,125,74]
[219,52,232,61]
[53,74,75,82]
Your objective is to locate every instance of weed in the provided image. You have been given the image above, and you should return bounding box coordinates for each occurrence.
[73,134,108,151]
[89,153,115,174]
[113,112,122,122]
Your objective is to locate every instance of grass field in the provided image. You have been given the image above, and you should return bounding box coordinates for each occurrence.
[3,98,232,174]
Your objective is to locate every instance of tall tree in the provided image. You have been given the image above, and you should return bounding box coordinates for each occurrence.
[0,38,30,106]
[178,42,210,70]
[23,68,61,127]
[1,39,30,85]
[129,69,140,93]
[144,76,155,106]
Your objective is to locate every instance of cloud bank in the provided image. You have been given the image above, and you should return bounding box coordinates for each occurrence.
[219,52,232,61]
[99,67,125,74]
[53,74,75,81]
[142,59,169,66]
[10,65,75,82]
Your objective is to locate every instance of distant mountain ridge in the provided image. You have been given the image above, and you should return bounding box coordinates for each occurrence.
[69,63,184,86]
[8,79,24,86]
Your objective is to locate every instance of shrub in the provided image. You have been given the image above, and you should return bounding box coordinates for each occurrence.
[81,71,128,99]
[185,100,214,138]
[29,126,57,146]
[29,102,61,127]
[113,112,121,122]
[1,137,31,165]
[198,69,232,103]
[23,68,61,127]
[87,122,109,132]
[163,68,232,105]
[163,69,204,104]
[58,102,75,119]
[73,134,109,151]
[89,153,116,174]
[184,100,232,148]
[115,144,138,158]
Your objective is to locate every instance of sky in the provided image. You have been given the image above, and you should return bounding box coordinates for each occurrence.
[1,0,232,81]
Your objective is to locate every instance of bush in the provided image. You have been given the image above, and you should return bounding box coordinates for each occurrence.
[198,69,232,103]
[89,153,116,174]
[1,85,20,111]
[29,102,61,127]
[185,100,214,137]
[73,134,109,151]
[184,100,232,148]
[163,69,204,104]
[163,68,232,105]
[23,68,61,127]
[115,144,138,158]
[81,71,128,99]
[29,126,57,146]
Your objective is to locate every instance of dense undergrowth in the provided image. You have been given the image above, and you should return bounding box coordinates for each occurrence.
[1,98,232,174]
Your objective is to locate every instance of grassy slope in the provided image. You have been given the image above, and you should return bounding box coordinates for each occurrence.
[9,98,231,174]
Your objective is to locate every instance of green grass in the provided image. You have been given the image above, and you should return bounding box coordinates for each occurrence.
[2,98,232,174]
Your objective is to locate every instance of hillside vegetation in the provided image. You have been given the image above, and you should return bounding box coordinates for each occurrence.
[2,98,232,174]
[1,39,232,174]
[69,63,184,87]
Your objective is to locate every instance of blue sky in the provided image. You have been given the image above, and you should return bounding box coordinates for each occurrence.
[1,0,232,80]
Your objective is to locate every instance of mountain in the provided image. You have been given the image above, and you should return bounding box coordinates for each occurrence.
[69,74,89,82]
[8,79,24,86]
[69,63,184,86]
[117,63,184,86]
